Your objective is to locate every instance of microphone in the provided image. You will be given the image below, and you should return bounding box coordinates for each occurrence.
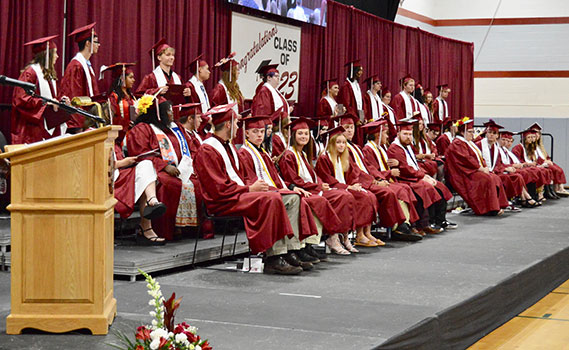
[0,75,36,92]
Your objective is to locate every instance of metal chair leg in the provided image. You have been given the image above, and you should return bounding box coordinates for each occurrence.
[192,225,202,267]
[232,224,239,256]
[219,221,227,260]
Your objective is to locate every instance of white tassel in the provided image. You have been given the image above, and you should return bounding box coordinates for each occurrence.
[90,29,94,55]
[152,49,155,70]
[45,42,50,69]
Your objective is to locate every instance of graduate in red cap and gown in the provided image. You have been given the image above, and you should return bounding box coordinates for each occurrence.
[315,126,379,251]
[363,75,386,123]
[269,107,289,158]
[436,116,457,157]
[252,60,290,116]
[317,78,345,124]
[411,119,438,177]
[475,120,532,207]
[59,23,100,131]
[173,103,204,157]
[102,63,136,144]
[194,103,305,275]
[387,118,455,233]
[238,115,333,268]
[445,117,509,215]
[529,123,568,196]
[11,35,70,144]
[336,114,420,241]
[379,87,398,142]
[127,97,199,240]
[209,56,244,111]
[338,59,365,144]
[432,84,451,124]
[391,75,422,123]
[187,54,211,114]
[135,38,191,99]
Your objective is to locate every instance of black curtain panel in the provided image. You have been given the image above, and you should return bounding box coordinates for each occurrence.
[334,0,401,21]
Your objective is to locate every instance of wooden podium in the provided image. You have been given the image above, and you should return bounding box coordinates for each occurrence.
[0,126,120,335]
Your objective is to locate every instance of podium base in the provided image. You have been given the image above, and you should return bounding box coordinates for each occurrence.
[6,298,117,335]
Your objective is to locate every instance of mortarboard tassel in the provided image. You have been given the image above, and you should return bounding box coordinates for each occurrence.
[107,98,113,125]
[152,49,155,70]
[122,65,126,88]
[45,42,50,70]
[350,63,353,81]
[229,113,235,142]
[90,28,94,55]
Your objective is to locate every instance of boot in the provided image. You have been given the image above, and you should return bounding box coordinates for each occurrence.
[284,251,313,271]
[297,247,320,264]
[305,244,328,262]
[264,255,302,275]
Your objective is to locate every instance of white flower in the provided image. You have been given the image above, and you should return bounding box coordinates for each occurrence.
[175,333,188,343]
[195,346,202,350]
[149,338,160,350]
[149,300,155,306]
[150,328,168,340]
[151,319,158,327]
[188,326,198,334]
[189,345,195,350]
[149,311,156,317]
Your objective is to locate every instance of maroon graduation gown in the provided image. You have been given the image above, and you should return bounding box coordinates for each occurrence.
[390,92,416,122]
[512,144,553,185]
[10,66,63,144]
[337,80,364,145]
[316,97,334,119]
[347,143,411,227]
[108,92,134,144]
[436,134,452,157]
[387,142,452,209]
[432,99,447,124]
[114,144,137,218]
[251,85,288,116]
[59,58,100,128]
[127,122,188,240]
[315,153,377,228]
[445,138,508,215]
[476,140,525,199]
[272,134,286,158]
[135,71,189,97]
[501,147,544,187]
[279,149,356,233]
[194,135,293,254]
[237,146,320,240]
[413,140,438,177]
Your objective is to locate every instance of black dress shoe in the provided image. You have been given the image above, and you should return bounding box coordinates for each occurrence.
[392,231,423,241]
[304,245,328,262]
[395,222,412,235]
[297,248,320,264]
[264,256,303,275]
[440,220,458,229]
[284,251,313,271]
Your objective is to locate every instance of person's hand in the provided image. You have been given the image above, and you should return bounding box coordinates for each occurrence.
[427,153,436,160]
[289,105,294,114]
[479,167,490,174]
[249,179,269,192]
[545,159,553,166]
[513,163,523,169]
[183,87,191,97]
[60,96,71,105]
[271,156,278,163]
[391,168,400,177]
[416,154,425,160]
[422,175,436,186]
[505,166,516,173]
[160,86,169,95]
[116,156,137,168]
[321,183,330,191]
[348,183,362,192]
[293,187,312,197]
[542,163,549,168]
[50,103,59,112]
[375,179,389,187]
[164,164,180,177]
[387,159,398,167]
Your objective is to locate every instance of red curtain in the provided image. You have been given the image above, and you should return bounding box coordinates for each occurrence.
[0,0,473,141]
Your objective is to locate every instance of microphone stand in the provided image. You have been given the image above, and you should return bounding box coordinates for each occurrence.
[25,89,106,126]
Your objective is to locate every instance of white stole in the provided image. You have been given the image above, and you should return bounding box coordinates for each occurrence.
[324,95,337,115]
[383,103,396,125]
[347,142,368,174]
[505,147,521,164]
[264,82,288,113]
[367,91,382,120]
[416,98,430,126]
[365,141,387,171]
[399,91,416,119]
[328,151,346,184]
[456,136,484,167]
[536,146,547,160]
[204,136,245,186]
[219,81,239,113]
[71,52,95,97]
[348,78,363,110]
[152,66,182,87]
[243,140,282,188]
[189,75,211,113]
[436,97,448,121]
[443,131,454,143]
[480,138,499,171]
[290,146,314,183]
[393,137,419,171]
[30,63,67,136]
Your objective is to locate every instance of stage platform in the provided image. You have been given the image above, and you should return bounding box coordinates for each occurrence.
[0,199,568,349]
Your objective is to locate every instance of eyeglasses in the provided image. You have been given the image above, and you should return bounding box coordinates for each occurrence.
[93,41,101,45]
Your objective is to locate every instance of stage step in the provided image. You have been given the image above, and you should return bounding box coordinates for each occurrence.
[3,233,250,280]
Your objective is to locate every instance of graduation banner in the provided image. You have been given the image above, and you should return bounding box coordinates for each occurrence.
[231,12,301,101]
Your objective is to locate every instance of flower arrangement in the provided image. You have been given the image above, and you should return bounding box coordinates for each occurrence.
[112,270,212,350]
[454,116,472,127]
[135,94,155,115]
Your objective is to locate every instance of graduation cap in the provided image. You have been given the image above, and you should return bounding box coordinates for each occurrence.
[362,119,388,134]
[270,106,286,124]
[396,117,418,131]
[68,22,97,54]
[322,78,339,93]
[149,38,171,69]
[344,59,362,78]
[520,126,538,136]
[172,102,202,121]
[381,86,391,97]
[423,88,432,96]
[436,83,450,91]
[332,112,358,126]
[24,35,58,69]
[256,60,279,78]
[399,74,414,90]
[442,116,454,127]
[284,117,317,131]
[483,119,504,132]
[454,116,474,129]
[188,54,208,75]
[241,109,252,117]
[321,125,346,139]
[204,102,238,125]
[427,122,441,131]
[101,62,136,86]
[499,131,515,139]
[528,122,542,132]
[241,115,270,130]
[312,115,332,128]
[366,75,382,90]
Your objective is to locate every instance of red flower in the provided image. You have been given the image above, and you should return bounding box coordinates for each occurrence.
[200,340,212,350]
[136,326,151,341]
[184,331,198,343]
[135,345,144,350]
[163,292,182,332]
[158,337,169,349]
